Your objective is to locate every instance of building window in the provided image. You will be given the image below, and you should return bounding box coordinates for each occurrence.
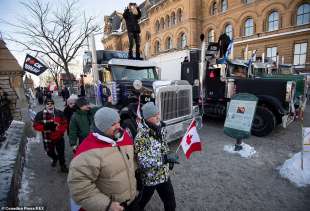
[267,47,277,62]
[155,41,160,54]
[244,18,254,36]
[211,2,217,15]
[166,37,173,50]
[165,15,170,28]
[208,29,215,43]
[244,0,254,4]
[297,3,310,25]
[221,0,228,12]
[160,18,165,30]
[146,32,151,41]
[178,33,187,48]
[268,11,279,31]
[294,43,308,66]
[155,20,160,32]
[225,24,233,39]
[177,9,183,23]
[171,12,176,25]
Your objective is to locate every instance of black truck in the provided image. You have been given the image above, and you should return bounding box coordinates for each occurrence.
[181,36,296,137]
[83,51,201,141]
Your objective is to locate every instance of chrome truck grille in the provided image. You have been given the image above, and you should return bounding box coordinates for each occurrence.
[156,85,192,122]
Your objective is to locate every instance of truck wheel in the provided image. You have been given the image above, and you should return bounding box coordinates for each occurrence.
[122,119,137,139]
[251,106,276,137]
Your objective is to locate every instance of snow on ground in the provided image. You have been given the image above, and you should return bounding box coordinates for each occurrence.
[279,152,310,187]
[223,142,256,158]
[18,135,42,203]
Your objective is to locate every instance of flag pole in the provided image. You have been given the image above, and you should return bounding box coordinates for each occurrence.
[175,143,182,154]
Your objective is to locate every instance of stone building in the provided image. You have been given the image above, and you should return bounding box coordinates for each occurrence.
[0,38,26,120]
[103,0,310,68]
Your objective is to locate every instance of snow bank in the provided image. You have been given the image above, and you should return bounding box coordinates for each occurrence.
[279,152,310,187]
[223,143,256,158]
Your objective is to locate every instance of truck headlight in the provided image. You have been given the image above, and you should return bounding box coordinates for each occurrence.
[133,80,142,90]
[285,81,295,102]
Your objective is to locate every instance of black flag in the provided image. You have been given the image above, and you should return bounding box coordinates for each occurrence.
[23,54,47,76]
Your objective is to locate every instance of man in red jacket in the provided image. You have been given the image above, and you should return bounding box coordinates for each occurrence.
[33,98,68,173]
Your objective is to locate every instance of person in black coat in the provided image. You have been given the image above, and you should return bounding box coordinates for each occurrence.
[123,2,142,59]
[61,85,70,102]
[218,32,231,58]
[63,95,78,133]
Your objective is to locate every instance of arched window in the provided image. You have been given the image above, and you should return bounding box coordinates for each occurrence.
[207,29,215,43]
[171,12,176,25]
[225,24,233,39]
[166,37,173,50]
[221,0,228,12]
[178,33,187,48]
[297,3,310,25]
[155,41,160,53]
[160,17,165,30]
[155,20,160,32]
[146,31,151,41]
[165,15,170,28]
[244,18,254,36]
[211,2,217,15]
[177,9,183,23]
[268,11,279,31]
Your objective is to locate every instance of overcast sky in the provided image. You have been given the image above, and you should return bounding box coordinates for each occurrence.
[0,0,144,85]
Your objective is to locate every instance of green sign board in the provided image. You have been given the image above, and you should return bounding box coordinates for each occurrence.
[224,93,258,139]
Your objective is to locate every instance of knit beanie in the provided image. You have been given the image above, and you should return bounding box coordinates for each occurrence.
[76,97,89,108]
[94,107,120,133]
[142,102,159,120]
[45,98,54,105]
[67,94,78,104]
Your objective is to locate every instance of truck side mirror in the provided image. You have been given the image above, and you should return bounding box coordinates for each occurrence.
[156,67,161,80]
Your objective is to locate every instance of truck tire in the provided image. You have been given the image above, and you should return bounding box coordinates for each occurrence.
[251,106,276,137]
[122,119,137,139]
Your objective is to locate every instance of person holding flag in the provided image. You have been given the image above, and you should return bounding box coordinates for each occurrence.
[134,102,178,211]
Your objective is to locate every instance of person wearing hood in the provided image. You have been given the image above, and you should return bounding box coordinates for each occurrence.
[134,102,178,211]
[68,107,139,211]
[68,97,100,151]
[33,98,68,173]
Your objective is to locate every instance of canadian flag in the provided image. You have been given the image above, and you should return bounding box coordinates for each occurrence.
[180,119,202,159]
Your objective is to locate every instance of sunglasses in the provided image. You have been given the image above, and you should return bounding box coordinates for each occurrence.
[46,103,54,105]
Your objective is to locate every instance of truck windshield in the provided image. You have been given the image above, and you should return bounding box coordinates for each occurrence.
[111,66,158,81]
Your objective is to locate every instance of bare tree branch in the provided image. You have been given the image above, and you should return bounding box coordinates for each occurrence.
[3,0,100,86]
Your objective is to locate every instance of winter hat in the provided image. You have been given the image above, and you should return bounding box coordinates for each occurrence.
[142,102,159,120]
[76,97,89,108]
[45,98,54,105]
[94,107,120,133]
[67,94,78,104]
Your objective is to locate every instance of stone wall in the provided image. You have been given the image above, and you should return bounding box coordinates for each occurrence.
[0,76,22,120]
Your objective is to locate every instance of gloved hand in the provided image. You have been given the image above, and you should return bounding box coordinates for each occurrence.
[163,152,180,165]
[72,145,77,153]
[44,122,57,131]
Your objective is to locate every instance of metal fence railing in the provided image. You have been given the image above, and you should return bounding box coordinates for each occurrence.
[0,96,13,142]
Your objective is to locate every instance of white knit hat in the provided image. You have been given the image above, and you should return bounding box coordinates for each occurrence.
[67,94,78,104]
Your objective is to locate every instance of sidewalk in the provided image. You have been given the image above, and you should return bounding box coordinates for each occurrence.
[19,96,72,211]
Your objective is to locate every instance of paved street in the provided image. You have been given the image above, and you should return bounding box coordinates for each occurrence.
[19,96,310,211]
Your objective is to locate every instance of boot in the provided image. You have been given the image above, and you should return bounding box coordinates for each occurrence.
[51,159,57,167]
[60,164,69,173]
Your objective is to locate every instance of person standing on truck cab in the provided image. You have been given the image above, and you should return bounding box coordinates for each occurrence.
[123,2,142,60]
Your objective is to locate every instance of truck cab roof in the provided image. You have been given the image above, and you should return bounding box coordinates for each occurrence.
[108,58,157,68]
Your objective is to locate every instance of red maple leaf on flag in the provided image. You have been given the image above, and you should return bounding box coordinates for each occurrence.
[186,134,192,145]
